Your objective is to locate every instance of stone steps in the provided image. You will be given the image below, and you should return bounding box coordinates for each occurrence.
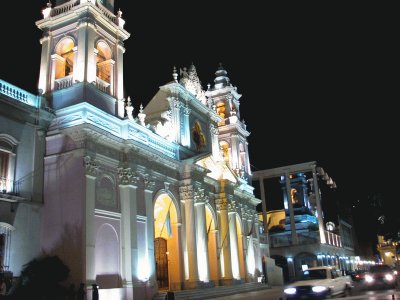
[153,282,271,300]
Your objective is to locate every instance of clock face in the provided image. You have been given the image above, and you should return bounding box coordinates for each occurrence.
[192,121,206,151]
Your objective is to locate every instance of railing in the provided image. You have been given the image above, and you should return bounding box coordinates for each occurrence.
[270,229,343,248]
[96,1,117,24]
[50,0,79,17]
[270,230,320,247]
[96,77,110,94]
[0,79,39,108]
[55,75,73,90]
[48,0,118,26]
[325,230,342,247]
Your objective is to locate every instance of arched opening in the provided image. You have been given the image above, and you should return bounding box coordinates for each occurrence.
[155,237,168,289]
[154,193,179,291]
[55,38,75,79]
[216,102,226,125]
[96,41,113,95]
[94,223,121,288]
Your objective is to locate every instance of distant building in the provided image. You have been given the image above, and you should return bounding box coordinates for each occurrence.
[377,235,400,267]
[0,1,277,298]
[253,162,357,282]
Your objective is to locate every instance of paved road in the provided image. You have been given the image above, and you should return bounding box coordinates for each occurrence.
[209,285,400,300]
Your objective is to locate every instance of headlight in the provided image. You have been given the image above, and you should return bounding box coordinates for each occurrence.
[312,286,328,293]
[385,274,394,281]
[284,287,297,295]
[365,275,374,283]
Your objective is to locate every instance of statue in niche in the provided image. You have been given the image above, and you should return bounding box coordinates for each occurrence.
[192,121,206,151]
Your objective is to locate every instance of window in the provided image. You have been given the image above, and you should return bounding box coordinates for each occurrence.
[54,38,75,80]
[0,135,17,193]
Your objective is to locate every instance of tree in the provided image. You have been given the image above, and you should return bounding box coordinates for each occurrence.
[7,255,70,300]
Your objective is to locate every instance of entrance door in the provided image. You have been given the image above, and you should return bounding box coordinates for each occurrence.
[155,237,169,289]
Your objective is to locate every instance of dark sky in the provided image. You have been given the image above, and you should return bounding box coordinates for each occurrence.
[1,2,398,246]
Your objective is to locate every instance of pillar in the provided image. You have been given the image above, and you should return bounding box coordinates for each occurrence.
[285,173,298,245]
[312,166,326,243]
[195,198,210,282]
[228,211,240,279]
[180,184,199,287]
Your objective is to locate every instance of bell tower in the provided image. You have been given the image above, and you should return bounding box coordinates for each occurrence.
[36,0,130,117]
[205,64,252,180]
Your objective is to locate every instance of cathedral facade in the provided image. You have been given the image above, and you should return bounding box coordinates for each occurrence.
[0,0,268,299]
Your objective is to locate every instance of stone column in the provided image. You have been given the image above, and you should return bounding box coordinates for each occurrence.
[228,207,240,279]
[182,104,191,147]
[258,177,270,255]
[144,176,156,283]
[209,124,220,161]
[118,167,139,287]
[180,184,199,287]
[38,35,51,93]
[194,188,210,282]
[216,182,233,283]
[116,43,125,102]
[312,166,326,244]
[83,156,98,284]
[285,173,298,245]
[230,133,240,170]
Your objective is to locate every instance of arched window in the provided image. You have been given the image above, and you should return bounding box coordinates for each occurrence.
[96,41,112,83]
[0,135,18,193]
[55,38,75,80]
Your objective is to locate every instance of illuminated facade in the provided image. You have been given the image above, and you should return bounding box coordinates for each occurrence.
[253,162,356,282]
[0,0,268,299]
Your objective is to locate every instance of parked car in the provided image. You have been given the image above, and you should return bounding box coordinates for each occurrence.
[349,269,367,282]
[364,264,397,289]
[283,266,353,299]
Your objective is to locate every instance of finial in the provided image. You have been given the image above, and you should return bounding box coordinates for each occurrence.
[138,103,146,126]
[117,9,123,18]
[207,83,210,90]
[172,66,178,82]
[125,97,134,121]
[47,1,52,8]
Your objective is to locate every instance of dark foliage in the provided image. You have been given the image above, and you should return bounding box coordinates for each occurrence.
[6,255,70,300]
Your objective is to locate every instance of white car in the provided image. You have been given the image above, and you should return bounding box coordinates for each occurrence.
[284,266,353,299]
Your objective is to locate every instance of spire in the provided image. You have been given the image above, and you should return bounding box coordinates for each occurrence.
[213,63,231,88]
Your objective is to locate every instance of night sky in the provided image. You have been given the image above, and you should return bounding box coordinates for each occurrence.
[1,2,398,252]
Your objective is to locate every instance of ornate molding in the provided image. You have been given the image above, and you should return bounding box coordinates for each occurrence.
[118,167,139,185]
[215,198,228,210]
[193,187,208,204]
[143,174,156,190]
[179,185,193,201]
[209,124,219,135]
[84,156,99,176]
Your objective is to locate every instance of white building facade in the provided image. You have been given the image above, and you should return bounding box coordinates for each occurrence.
[0,1,270,299]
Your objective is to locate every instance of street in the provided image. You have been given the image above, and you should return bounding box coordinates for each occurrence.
[209,282,400,300]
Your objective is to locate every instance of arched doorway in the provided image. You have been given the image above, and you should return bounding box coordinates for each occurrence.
[154,193,180,291]
[155,237,168,289]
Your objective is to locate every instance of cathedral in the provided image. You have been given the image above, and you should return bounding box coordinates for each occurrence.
[0,0,273,298]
